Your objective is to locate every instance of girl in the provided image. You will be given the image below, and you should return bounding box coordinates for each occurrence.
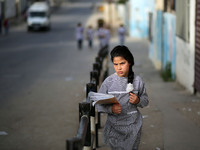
[97,45,149,150]
[97,23,106,49]
[86,25,94,49]
[118,24,126,45]
[75,22,84,50]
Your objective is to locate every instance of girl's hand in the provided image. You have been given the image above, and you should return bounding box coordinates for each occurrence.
[129,92,140,105]
[112,103,121,114]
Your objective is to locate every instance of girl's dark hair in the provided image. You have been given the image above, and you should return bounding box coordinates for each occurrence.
[110,45,134,83]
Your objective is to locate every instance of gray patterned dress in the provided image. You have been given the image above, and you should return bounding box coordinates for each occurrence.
[97,73,149,150]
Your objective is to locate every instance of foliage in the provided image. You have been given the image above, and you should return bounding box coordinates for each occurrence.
[117,0,128,4]
[161,62,174,82]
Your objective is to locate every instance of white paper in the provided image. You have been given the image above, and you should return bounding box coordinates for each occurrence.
[88,92,119,106]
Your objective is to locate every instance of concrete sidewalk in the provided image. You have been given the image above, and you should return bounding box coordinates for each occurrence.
[97,38,163,150]
[84,2,200,149]
[126,39,200,150]
[96,37,200,150]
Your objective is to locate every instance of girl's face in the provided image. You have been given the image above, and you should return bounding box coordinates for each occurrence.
[113,56,130,77]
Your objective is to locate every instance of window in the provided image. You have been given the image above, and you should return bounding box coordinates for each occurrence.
[30,11,46,17]
[176,0,190,42]
[164,0,176,12]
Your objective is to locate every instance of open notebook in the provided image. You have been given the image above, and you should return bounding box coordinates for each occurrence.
[88,92,119,106]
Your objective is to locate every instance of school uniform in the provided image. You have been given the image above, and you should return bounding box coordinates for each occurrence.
[87,28,94,48]
[118,27,126,45]
[75,26,84,49]
[97,27,106,48]
[104,28,110,47]
[97,73,149,150]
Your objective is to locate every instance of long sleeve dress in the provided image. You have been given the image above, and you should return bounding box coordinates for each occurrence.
[97,73,149,150]
[118,27,126,45]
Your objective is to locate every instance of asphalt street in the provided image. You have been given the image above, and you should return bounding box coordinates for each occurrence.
[0,1,102,150]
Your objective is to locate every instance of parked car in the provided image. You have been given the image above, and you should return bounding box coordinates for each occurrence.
[27,2,51,31]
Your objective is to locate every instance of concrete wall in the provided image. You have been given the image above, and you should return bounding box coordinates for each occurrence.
[20,0,29,13]
[176,0,195,93]
[163,13,176,80]
[5,0,16,18]
[104,2,123,34]
[116,2,129,32]
[155,0,164,10]
[129,0,154,38]
[149,10,163,70]
[148,0,195,93]
[117,4,126,24]
[116,3,129,33]
[149,10,176,79]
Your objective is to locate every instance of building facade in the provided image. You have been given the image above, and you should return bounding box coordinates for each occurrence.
[148,0,199,94]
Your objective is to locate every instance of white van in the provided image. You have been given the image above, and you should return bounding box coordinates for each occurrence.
[27,2,51,31]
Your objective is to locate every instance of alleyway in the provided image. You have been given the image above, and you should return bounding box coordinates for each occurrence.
[0,1,200,150]
[96,34,200,150]
[91,1,200,149]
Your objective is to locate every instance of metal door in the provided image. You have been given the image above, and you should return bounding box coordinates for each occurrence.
[195,0,200,92]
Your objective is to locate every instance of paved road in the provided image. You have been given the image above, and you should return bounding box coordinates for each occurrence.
[0,1,102,150]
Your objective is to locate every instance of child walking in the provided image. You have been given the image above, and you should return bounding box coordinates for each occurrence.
[75,22,84,50]
[97,45,149,150]
[118,24,126,45]
[97,23,106,49]
[86,25,94,49]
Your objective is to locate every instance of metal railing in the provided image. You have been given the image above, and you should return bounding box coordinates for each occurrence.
[66,46,109,150]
